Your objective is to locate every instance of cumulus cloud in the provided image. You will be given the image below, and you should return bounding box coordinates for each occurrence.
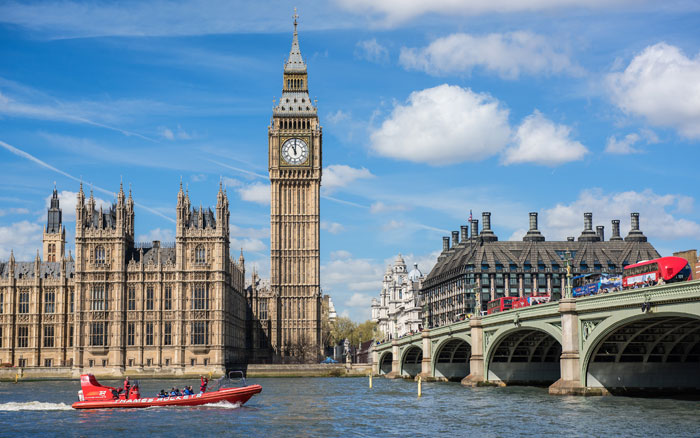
[605,133,641,154]
[323,164,374,192]
[321,221,345,234]
[230,237,266,253]
[322,250,384,293]
[345,292,373,308]
[355,38,389,63]
[502,110,587,166]
[237,182,270,205]
[0,220,43,260]
[400,32,579,79]
[326,110,350,125]
[541,188,700,242]
[607,42,700,139]
[137,228,175,243]
[160,124,192,141]
[370,84,510,165]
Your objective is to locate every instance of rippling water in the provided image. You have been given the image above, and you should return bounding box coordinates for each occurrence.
[0,377,698,437]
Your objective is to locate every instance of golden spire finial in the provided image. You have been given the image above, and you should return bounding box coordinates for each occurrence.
[293,7,298,32]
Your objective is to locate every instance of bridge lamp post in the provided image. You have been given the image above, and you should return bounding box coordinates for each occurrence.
[564,251,573,299]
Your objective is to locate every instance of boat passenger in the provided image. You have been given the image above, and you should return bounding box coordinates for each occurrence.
[200,376,208,394]
[170,387,177,396]
[158,390,167,398]
[123,376,130,398]
[183,387,192,395]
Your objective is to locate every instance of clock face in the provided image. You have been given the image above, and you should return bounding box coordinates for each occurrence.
[281,138,309,165]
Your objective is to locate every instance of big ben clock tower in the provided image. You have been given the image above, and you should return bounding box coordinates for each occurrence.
[268,11,322,360]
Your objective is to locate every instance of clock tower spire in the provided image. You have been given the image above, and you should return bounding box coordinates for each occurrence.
[268,10,322,361]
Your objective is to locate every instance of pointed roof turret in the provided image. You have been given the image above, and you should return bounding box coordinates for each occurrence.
[285,8,306,73]
[9,249,15,264]
[239,248,245,266]
[46,185,63,233]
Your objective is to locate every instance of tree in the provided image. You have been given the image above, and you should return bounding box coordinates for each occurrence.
[355,320,378,345]
[330,316,356,345]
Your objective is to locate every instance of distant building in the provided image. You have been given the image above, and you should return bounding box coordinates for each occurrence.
[673,249,699,279]
[371,254,424,339]
[421,211,660,329]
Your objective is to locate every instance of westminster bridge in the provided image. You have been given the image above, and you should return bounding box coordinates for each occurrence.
[371,280,700,395]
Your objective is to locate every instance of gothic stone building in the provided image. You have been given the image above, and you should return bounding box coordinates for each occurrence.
[422,211,660,328]
[0,183,249,375]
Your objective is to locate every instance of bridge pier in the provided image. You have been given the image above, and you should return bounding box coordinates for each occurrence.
[462,317,485,387]
[385,341,401,379]
[418,329,435,381]
[549,298,604,395]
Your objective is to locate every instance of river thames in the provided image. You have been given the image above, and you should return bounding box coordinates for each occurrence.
[0,377,698,437]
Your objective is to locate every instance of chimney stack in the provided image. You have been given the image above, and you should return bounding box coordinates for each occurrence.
[610,220,623,241]
[470,219,479,240]
[461,225,469,242]
[442,236,450,252]
[452,231,459,247]
[567,237,575,242]
[578,212,598,242]
[480,212,498,242]
[625,212,647,242]
[596,226,604,242]
[523,212,545,242]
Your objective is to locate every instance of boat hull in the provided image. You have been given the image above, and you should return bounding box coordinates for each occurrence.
[72,384,262,409]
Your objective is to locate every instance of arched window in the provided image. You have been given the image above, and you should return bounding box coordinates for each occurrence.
[195,245,206,264]
[95,246,105,264]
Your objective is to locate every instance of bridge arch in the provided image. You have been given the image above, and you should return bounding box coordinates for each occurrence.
[485,323,562,385]
[432,337,471,381]
[583,311,700,394]
[400,345,423,378]
[378,351,393,375]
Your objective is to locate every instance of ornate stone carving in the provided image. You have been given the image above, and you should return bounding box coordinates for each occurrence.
[581,319,604,342]
[549,322,562,332]
[484,330,495,349]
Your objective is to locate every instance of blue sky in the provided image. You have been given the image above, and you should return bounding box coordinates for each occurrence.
[1,1,699,322]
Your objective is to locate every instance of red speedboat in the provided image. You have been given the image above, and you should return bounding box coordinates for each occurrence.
[72,373,261,409]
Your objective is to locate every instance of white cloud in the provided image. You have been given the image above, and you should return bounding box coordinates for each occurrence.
[321,221,345,234]
[345,292,373,308]
[0,220,43,260]
[0,207,30,216]
[337,0,634,26]
[45,190,110,223]
[190,173,207,182]
[322,164,374,192]
[370,202,409,214]
[541,188,700,242]
[222,177,242,188]
[160,124,192,141]
[502,110,587,166]
[370,84,511,165]
[326,110,350,125]
[607,42,700,139]
[237,182,270,205]
[400,32,579,79]
[382,220,404,231]
[322,251,384,293]
[605,133,641,154]
[355,38,389,63]
[137,228,175,244]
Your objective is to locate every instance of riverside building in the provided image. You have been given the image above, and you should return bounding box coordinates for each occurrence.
[371,254,424,339]
[421,211,660,328]
[0,183,253,375]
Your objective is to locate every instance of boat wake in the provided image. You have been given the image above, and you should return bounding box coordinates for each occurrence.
[0,401,73,411]
[201,401,241,409]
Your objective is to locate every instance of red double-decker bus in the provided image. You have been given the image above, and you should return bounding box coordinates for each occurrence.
[622,256,692,288]
[486,297,517,315]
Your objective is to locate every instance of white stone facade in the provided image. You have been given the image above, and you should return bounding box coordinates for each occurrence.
[371,254,424,339]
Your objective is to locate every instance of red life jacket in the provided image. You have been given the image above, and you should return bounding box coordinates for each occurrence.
[200,377,207,392]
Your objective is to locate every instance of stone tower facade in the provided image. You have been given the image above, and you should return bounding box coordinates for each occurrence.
[42,187,65,262]
[268,13,322,360]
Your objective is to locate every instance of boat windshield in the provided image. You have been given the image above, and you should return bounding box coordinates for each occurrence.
[215,371,247,390]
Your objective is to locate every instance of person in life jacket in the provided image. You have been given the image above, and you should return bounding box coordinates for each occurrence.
[123,376,131,399]
[200,376,208,394]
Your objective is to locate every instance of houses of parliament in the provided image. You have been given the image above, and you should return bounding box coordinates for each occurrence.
[0,17,323,375]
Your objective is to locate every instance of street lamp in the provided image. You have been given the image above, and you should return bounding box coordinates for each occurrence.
[564,250,573,299]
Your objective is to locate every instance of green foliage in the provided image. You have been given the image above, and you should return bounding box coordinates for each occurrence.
[330,318,378,346]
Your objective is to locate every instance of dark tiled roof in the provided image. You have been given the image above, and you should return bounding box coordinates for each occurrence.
[423,239,660,288]
[0,261,75,279]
